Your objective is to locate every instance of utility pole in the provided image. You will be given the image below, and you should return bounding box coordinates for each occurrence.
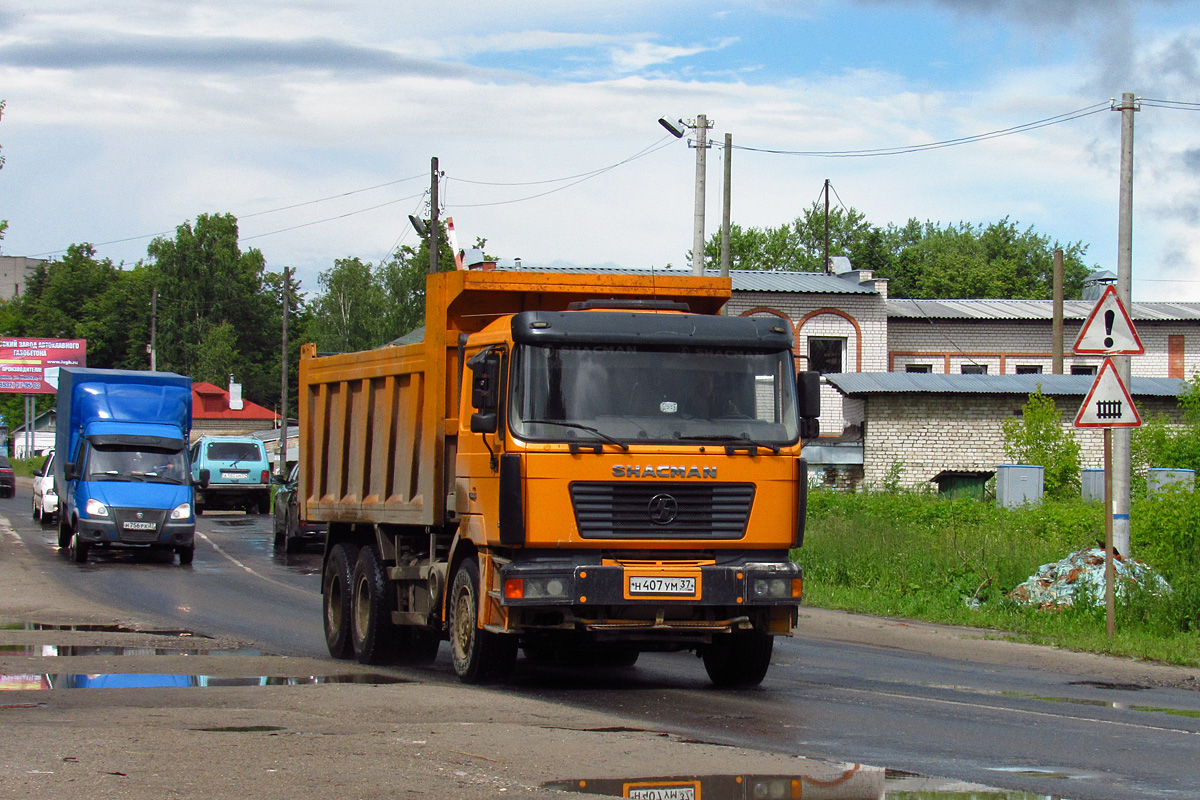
[1052,249,1064,374]
[149,287,158,371]
[691,114,711,275]
[278,267,290,479]
[1113,92,1138,558]
[720,132,732,279]
[429,157,440,275]
[823,179,831,273]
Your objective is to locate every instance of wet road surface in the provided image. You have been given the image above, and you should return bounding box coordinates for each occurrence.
[3,492,1197,800]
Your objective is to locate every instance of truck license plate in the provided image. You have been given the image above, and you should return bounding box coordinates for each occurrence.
[628,576,696,596]
[627,783,698,800]
[123,521,156,530]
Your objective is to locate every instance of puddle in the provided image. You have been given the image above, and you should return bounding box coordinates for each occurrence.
[0,672,409,690]
[7,622,213,637]
[0,643,262,657]
[543,766,1054,799]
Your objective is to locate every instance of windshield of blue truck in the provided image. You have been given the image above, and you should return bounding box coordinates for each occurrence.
[508,344,800,446]
[84,444,190,484]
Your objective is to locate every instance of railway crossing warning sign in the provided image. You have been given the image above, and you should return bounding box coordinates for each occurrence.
[1074,358,1141,428]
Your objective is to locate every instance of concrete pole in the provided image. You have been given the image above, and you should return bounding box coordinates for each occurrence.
[691,114,708,275]
[430,157,440,275]
[278,267,289,479]
[1113,92,1138,558]
[720,132,732,279]
[1052,249,1063,374]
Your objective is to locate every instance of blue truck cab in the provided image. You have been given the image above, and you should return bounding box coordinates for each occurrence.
[54,368,202,565]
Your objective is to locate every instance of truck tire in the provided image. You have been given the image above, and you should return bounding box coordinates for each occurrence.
[177,546,195,566]
[702,631,773,687]
[449,558,517,684]
[351,546,399,665]
[323,542,360,659]
[58,519,72,550]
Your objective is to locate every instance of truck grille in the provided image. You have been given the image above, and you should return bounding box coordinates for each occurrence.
[570,482,754,540]
[113,509,166,543]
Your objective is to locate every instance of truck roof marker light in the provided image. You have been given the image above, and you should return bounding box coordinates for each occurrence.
[503,579,524,599]
[530,321,551,329]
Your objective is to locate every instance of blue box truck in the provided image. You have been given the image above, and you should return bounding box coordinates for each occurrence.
[54,368,201,565]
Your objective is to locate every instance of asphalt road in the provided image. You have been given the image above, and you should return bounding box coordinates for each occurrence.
[5,490,1199,800]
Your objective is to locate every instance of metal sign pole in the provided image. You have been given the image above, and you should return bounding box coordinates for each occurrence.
[1104,428,1115,638]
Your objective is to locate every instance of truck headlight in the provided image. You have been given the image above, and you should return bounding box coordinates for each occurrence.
[85,498,109,517]
[170,503,191,520]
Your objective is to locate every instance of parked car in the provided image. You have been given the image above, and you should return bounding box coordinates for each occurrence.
[189,436,273,514]
[32,451,58,523]
[0,454,14,498]
[272,463,324,552]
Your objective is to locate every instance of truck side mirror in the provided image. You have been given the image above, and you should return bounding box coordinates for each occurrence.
[64,462,76,481]
[796,370,821,440]
[470,411,498,434]
[467,348,501,412]
[197,468,210,489]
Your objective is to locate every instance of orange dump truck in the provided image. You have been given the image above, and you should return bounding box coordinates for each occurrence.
[299,268,819,685]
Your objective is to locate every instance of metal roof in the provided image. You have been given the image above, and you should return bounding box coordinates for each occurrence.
[887,298,1200,322]
[825,372,1187,398]
[495,266,879,295]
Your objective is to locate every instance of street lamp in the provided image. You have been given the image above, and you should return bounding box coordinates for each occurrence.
[660,114,712,275]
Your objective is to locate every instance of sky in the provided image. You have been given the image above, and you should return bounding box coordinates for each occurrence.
[0,0,1198,302]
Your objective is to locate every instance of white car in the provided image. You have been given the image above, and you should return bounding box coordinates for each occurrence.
[32,451,58,524]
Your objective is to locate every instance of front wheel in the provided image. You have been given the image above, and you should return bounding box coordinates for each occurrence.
[322,542,360,659]
[69,531,89,564]
[702,630,774,687]
[449,558,517,684]
[177,546,195,566]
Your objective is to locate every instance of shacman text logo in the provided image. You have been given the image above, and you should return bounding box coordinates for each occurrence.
[612,466,717,479]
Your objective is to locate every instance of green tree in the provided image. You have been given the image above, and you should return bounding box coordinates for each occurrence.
[147,214,280,402]
[195,321,242,387]
[703,202,872,271]
[1002,387,1081,499]
[308,256,388,353]
[1133,372,1200,473]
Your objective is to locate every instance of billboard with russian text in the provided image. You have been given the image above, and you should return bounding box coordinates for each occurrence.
[0,338,87,393]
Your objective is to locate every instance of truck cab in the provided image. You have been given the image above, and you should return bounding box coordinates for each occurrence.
[55,368,198,565]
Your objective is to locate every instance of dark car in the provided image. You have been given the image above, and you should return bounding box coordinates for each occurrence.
[0,455,14,498]
[272,464,324,553]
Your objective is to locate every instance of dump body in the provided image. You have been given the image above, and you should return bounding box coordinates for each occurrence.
[55,368,197,565]
[302,269,817,685]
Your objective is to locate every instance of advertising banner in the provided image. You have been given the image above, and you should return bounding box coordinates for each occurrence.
[0,338,87,393]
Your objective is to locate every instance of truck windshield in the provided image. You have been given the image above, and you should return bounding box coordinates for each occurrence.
[84,444,190,484]
[509,344,800,447]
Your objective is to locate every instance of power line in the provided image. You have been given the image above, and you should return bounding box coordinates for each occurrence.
[1139,99,1200,111]
[241,192,426,241]
[446,137,681,208]
[731,102,1111,158]
[239,174,425,219]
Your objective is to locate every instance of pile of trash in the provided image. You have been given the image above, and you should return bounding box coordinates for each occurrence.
[1007,548,1172,610]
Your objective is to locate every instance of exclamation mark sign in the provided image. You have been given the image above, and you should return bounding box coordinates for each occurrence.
[1104,310,1115,348]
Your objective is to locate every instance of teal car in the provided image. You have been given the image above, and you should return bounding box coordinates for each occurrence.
[190,436,272,514]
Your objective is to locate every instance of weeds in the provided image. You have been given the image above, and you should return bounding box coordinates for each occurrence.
[794,486,1200,666]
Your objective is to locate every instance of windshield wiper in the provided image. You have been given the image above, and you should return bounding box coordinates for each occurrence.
[674,432,780,455]
[523,419,630,452]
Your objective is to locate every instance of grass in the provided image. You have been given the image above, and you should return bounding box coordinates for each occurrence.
[793,488,1200,667]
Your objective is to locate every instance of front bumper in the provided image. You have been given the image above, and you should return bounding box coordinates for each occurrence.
[76,516,195,548]
[499,558,802,608]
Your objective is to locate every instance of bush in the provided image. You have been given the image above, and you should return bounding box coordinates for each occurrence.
[795,487,1200,664]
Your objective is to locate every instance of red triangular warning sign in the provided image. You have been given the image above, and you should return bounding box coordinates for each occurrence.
[1073,285,1144,355]
[1075,358,1142,428]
